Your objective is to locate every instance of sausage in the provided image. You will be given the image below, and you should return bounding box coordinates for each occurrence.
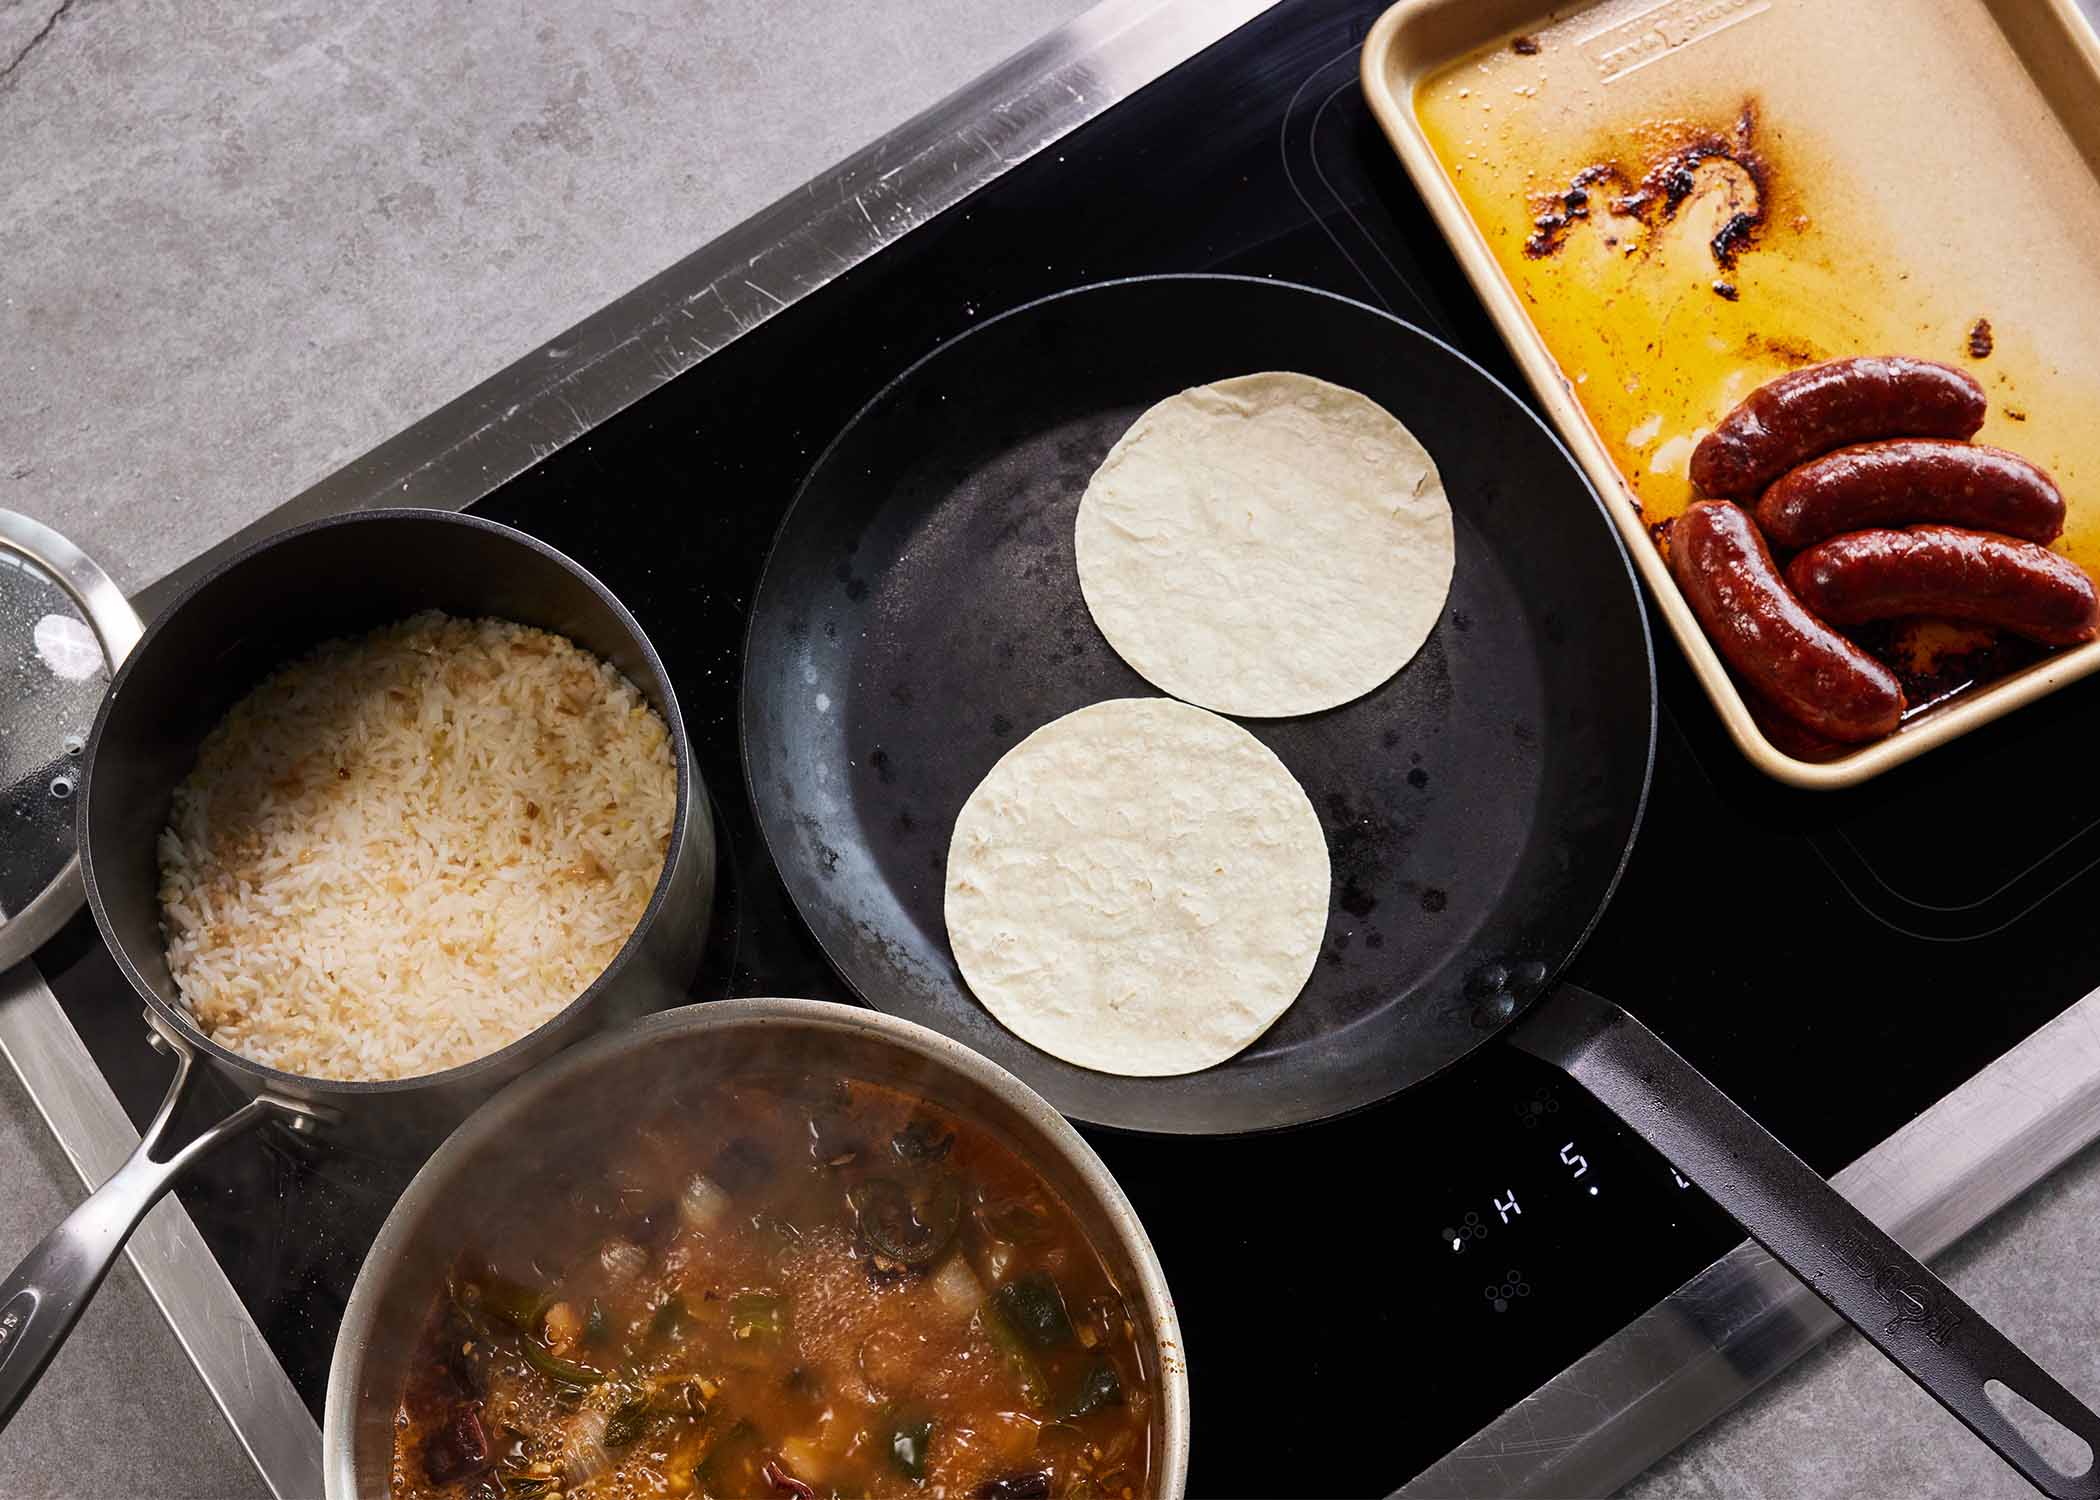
[1690,356,1987,497]
[1786,526,2100,647]
[1755,440,2064,550]
[1669,500,1906,741]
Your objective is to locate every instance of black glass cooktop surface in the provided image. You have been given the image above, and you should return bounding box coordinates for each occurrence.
[36,2,2100,1493]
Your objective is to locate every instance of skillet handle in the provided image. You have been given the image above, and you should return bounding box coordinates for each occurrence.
[0,1023,289,1430]
[1513,984,2100,1500]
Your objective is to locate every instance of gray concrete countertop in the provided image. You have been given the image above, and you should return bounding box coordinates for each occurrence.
[5,2,2099,1497]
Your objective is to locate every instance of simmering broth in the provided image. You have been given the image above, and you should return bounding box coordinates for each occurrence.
[391,1075,1156,1500]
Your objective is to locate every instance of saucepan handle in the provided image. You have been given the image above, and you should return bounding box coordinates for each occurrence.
[1512,984,2100,1500]
[0,1022,293,1430]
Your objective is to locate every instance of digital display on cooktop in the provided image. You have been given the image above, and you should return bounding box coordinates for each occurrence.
[35,1,2100,1494]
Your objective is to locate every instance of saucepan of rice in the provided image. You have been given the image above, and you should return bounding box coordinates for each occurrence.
[157,609,679,1082]
[83,509,714,1133]
[0,509,712,1425]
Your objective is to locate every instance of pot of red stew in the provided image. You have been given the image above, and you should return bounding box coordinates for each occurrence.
[324,999,1187,1500]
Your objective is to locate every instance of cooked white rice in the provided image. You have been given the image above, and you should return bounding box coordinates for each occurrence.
[157,611,676,1082]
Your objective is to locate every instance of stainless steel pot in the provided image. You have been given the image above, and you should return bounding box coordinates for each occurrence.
[324,997,1191,1499]
[0,508,714,1427]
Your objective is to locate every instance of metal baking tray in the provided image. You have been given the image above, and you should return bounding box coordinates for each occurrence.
[1361,0,2100,788]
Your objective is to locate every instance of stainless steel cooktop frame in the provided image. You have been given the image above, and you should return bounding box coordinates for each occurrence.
[7,0,2100,1495]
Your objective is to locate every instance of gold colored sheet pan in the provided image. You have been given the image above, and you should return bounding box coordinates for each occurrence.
[1362,0,2100,788]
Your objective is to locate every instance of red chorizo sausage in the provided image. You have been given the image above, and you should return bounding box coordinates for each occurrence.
[1669,500,1906,741]
[1755,441,2063,550]
[1690,357,1986,498]
[1786,527,2100,647]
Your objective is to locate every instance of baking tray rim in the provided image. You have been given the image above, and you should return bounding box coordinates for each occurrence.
[1358,0,2100,791]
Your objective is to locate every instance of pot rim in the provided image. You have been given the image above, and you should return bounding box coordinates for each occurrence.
[322,996,1192,1499]
[77,506,699,1100]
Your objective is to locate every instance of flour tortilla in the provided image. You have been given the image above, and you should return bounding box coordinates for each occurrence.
[944,698,1330,1076]
[1074,371,1455,717]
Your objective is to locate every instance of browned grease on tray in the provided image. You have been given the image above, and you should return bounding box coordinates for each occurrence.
[1415,55,2100,577]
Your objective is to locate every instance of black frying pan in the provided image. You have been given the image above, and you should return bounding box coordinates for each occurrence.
[744,276,2100,1494]
[745,275,1650,1135]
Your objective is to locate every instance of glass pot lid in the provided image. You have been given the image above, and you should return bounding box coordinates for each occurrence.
[0,511,143,970]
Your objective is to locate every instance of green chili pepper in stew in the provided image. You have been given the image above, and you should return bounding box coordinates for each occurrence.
[500,1477,559,1498]
[520,1339,608,1387]
[889,1416,934,1481]
[1060,1355,1123,1419]
[849,1175,963,1266]
[473,1272,547,1333]
[602,1387,650,1448]
[650,1293,689,1340]
[975,1300,1050,1409]
[584,1298,607,1343]
[729,1290,786,1338]
[991,1272,1075,1350]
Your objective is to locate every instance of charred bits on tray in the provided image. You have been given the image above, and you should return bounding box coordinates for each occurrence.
[1511,33,1541,54]
[1523,164,1617,258]
[1523,102,1772,274]
[1967,318,1994,359]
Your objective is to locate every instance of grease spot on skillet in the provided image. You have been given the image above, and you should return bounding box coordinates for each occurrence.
[1321,790,1412,937]
[1420,887,1449,914]
[1406,767,1429,790]
[869,748,895,785]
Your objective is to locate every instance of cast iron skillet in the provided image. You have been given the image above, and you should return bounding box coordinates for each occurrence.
[744,275,2100,1495]
[745,274,1648,1135]
[0,509,714,1430]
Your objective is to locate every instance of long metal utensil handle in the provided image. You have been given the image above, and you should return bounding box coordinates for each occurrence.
[1512,984,2100,1500]
[0,1027,280,1429]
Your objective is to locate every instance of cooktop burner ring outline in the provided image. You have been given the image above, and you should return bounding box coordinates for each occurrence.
[1280,42,1452,337]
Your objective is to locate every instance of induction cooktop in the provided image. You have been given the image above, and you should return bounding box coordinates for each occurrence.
[19,1,2100,1495]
